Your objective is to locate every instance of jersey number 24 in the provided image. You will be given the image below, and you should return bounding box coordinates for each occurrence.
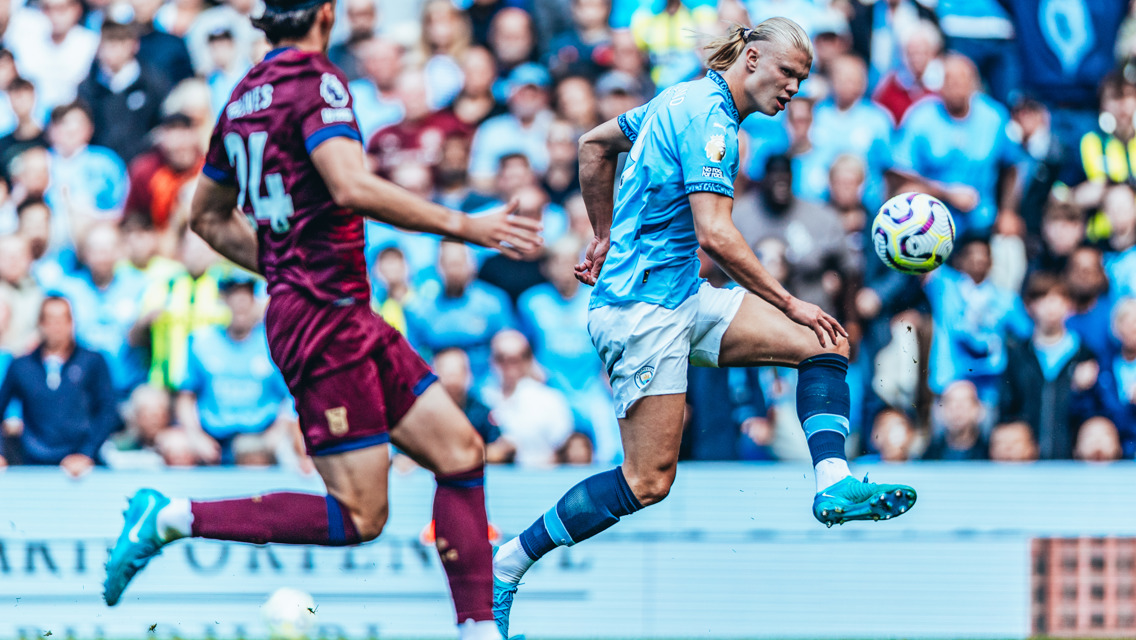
[224,131,295,233]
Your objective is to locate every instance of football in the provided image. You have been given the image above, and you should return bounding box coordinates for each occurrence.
[261,587,316,640]
[872,192,956,274]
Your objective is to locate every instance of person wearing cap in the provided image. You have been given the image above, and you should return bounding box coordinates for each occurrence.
[129,0,195,86]
[595,69,646,122]
[123,112,204,231]
[468,62,555,190]
[176,269,295,465]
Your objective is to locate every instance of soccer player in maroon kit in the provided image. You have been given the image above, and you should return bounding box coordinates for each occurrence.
[102,0,542,637]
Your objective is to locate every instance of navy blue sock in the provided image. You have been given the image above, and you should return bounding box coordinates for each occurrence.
[797,353,851,466]
[518,467,642,561]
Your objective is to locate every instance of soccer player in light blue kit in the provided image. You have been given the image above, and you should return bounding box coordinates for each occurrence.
[491,18,918,636]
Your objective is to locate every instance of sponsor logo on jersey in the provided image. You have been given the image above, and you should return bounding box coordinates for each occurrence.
[633,365,655,389]
[702,166,724,179]
[320,73,349,108]
[704,133,726,162]
[321,108,354,124]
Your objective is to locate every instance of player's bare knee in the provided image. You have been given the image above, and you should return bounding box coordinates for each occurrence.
[625,469,675,507]
[352,504,389,542]
[798,335,850,363]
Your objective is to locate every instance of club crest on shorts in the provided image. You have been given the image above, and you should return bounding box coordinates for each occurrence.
[704,133,726,162]
[325,406,349,436]
[320,73,349,108]
[633,365,655,389]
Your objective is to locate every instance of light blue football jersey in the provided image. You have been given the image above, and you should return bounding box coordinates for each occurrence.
[591,70,741,310]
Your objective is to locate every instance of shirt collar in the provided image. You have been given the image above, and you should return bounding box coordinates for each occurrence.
[264,46,294,62]
[706,70,740,124]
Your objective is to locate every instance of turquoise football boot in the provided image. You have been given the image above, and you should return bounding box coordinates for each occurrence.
[492,575,525,639]
[104,488,170,606]
[813,475,917,527]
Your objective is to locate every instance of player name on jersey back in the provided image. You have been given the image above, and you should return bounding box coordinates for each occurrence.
[227,84,274,120]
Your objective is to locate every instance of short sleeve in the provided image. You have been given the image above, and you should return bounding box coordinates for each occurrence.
[202,115,236,185]
[299,65,363,155]
[680,111,739,197]
[617,101,651,143]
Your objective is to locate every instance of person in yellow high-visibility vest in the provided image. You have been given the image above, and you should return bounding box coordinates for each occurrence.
[1071,71,1136,242]
[134,231,232,390]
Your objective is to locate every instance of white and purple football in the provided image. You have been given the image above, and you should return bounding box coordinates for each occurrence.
[872,192,956,275]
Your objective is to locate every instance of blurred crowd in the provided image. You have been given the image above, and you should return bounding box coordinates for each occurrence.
[1,0,1136,476]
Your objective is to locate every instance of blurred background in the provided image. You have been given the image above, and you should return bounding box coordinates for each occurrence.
[0,0,1134,638]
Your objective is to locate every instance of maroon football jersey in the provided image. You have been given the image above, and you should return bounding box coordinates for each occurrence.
[203,47,368,304]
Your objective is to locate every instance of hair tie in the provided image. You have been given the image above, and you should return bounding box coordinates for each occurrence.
[741,27,754,41]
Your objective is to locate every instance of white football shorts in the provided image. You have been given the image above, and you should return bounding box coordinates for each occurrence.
[588,282,746,418]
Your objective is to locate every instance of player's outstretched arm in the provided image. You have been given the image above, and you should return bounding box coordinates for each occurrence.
[689,191,847,347]
[311,138,542,259]
[189,176,261,274]
[575,118,633,285]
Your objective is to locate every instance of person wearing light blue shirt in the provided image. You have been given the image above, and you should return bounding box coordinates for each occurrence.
[403,241,515,384]
[801,54,892,207]
[891,54,1024,237]
[46,104,129,222]
[468,64,554,186]
[178,276,294,465]
[51,225,147,398]
[924,237,1032,415]
[491,23,918,630]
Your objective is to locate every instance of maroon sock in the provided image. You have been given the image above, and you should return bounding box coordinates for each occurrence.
[433,465,493,623]
[190,492,361,546]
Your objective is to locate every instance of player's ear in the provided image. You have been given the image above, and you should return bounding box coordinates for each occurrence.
[746,44,760,72]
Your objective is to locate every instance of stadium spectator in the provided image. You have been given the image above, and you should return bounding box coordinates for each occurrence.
[800,54,892,206]
[1073,416,1124,461]
[733,155,850,314]
[0,233,43,354]
[0,296,118,474]
[1097,297,1136,457]
[685,358,771,461]
[872,20,941,123]
[124,113,203,231]
[0,298,22,435]
[988,420,1039,462]
[136,230,226,390]
[176,272,295,465]
[129,0,195,86]
[609,28,652,94]
[46,102,129,222]
[185,0,258,75]
[629,0,716,90]
[554,75,600,132]
[482,329,574,468]
[327,0,379,81]
[478,185,554,302]
[204,28,250,119]
[6,0,98,111]
[1065,246,1115,361]
[557,430,594,465]
[924,380,989,461]
[1030,198,1086,277]
[153,426,197,467]
[469,62,554,189]
[415,0,471,110]
[934,0,1017,106]
[542,120,580,205]
[366,71,471,178]
[14,197,65,288]
[517,236,598,397]
[1101,185,1136,298]
[404,241,515,382]
[152,0,204,36]
[100,383,175,469]
[451,46,507,128]
[595,69,648,123]
[807,8,853,82]
[999,0,1126,184]
[544,0,613,81]
[433,347,514,464]
[1068,72,1136,221]
[487,7,537,77]
[1000,272,1102,459]
[0,78,47,175]
[867,408,918,463]
[433,132,496,213]
[925,234,1032,412]
[79,20,170,163]
[348,37,406,142]
[53,224,148,397]
[891,54,1024,237]
[370,245,413,335]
